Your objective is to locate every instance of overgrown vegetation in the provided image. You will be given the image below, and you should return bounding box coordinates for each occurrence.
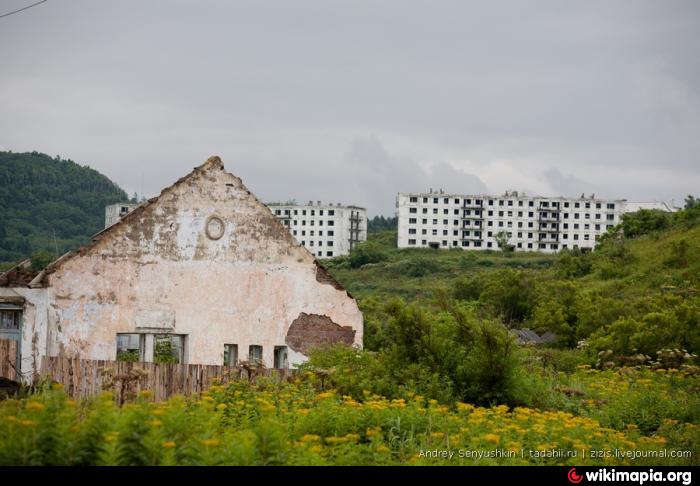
[1,375,696,466]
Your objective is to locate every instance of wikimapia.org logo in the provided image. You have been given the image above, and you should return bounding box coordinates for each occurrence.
[567,468,693,485]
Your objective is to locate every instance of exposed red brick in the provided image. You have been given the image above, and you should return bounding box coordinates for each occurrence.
[286,312,356,355]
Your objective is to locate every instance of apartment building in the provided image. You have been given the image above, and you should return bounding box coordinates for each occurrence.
[268,202,367,258]
[396,191,630,253]
[105,203,139,228]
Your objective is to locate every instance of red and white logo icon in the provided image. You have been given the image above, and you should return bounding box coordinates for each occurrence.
[568,468,584,484]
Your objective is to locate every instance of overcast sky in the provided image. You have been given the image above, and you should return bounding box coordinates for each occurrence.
[1,0,698,215]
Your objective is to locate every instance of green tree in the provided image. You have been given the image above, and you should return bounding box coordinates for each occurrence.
[494,231,514,253]
[30,250,56,271]
[479,269,537,324]
[620,209,671,238]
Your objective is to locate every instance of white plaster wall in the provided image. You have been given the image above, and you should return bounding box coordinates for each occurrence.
[31,159,363,370]
[0,287,50,380]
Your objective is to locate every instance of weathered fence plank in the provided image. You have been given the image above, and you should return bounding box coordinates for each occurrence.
[40,356,295,402]
[0,339,18,381]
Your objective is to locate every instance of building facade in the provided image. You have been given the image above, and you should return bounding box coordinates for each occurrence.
[267,202,367,258]
[2,156,363,380]
[396,191,633,253]
[105,203,139,228]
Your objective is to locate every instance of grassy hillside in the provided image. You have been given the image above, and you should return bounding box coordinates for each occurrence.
[325,204,700,359]
[0,151,130,267]
[329,217,699,303]
[327,231,557,301]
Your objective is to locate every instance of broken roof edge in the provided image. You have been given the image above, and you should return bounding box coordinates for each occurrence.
[0,258,33,287]
[25,155,354,300]
[32,156,227,286]
[0,258,31,277]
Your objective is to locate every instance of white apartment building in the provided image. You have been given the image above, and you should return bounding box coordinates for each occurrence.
[105,203,139,228]
[396,190,638,253]
[268,201,367,258]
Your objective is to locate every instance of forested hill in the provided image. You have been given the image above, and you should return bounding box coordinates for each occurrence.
[0,151,130,267]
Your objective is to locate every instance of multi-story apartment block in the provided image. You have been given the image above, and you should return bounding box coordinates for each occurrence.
[396,190,632,253]
[268,201,367,258]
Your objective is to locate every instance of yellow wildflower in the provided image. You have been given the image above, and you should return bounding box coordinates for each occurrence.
[299,434,321,443]
[483,433,500,444]
[26,401,45,411]
[456,402,475,412]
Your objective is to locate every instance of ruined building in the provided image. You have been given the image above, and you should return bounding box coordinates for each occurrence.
[0,157,363,380]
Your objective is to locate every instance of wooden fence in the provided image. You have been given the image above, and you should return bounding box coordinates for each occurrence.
[0,339,18,381]
[41,356,295,403]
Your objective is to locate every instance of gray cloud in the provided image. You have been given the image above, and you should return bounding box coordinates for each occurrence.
[0,0,698,215]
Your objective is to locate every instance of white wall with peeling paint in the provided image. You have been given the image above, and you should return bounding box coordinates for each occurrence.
[9,157,363,378]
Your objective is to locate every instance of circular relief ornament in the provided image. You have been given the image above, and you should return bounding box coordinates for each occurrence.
[205,215,225,240]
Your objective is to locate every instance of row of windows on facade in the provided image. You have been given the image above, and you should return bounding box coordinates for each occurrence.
[291,229,335,238]
[275,208,336,217]
[406,239,582,250]
[408,207,616,221]
[296,239,335,248]
[407,229,603,240]
[115,333,289,368]
[407,228,604,241]
[281,219,336,227]
[407,196,617,210]
[408,217,614,231]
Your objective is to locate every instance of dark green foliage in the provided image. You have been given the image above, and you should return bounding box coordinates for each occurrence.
[388,257,440,277]
[367,215,397,233]
[452,275,483,301]
[116,350,140,362]
[479,269,537,324]
[30,249,56,271]
[588,295,700,356]
[347,240,389,268]
[664,239,690,268]
[305,301,522,406]
[620,209,672,238]
[556,248,593,278]
[0,151,129,265]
